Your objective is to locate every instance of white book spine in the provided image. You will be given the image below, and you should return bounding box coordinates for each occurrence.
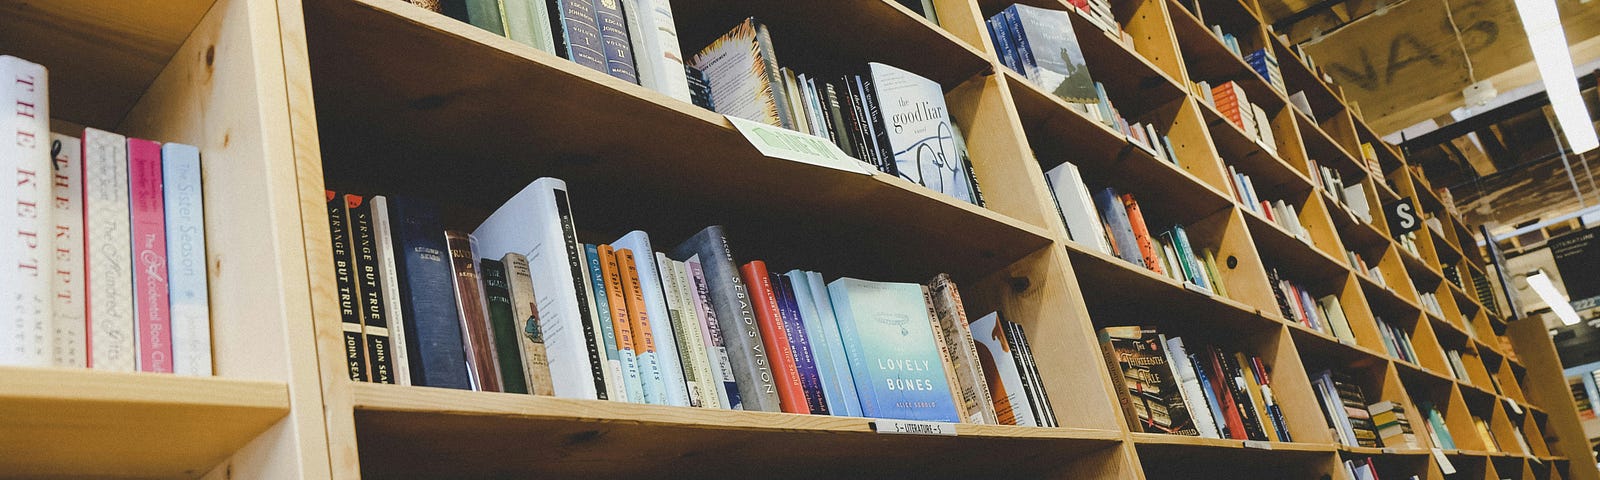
[633,0,692,103]
[370,196,411,385]
[161,143,211,375]
[82,128,135,371]
[49,134,87,367]
[613,231,689,406]
[685,258,733,409]
[1166,337,1220,438]
[1044,162,1112,255]
[1,56,53,367]
[666,257,717,408]
[472,178,600,399]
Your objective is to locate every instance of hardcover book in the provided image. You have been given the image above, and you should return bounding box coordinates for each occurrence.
[667,257,719,408]
[690,17,794,129]
[969,311,1034,426]
[776,273,827,414]
[501,0,556,54]
[1003,5,1097,104]
[1092,187,1145,267]
[446,231,501,392]
[372,197,413,385]
[503,251,553,393]
[386,197,470,389]
[346,195,396,384]
[82,128,135,371]
[50,134,87,368]
[788,269,857,417]
[480,258,529,393]
[162,143,210,375]
[829,277,961,422]
[1098,326,1197,435]
[1043,161,1111,255]
[866,62,973,204]
[1166,337,1221,438]
[1,55,52,367]
[744,261,809,414]
[591,0,638,83]
[803,270,862,417]
[657,255,707,407]
[621,0,692,102]
[472,178,607,399]
[670,226,779,412]
[689,259,741,409]
[599,244,646,403]
[614,231,689,406]
[616,248,666,404]
[547,0,608,72]
[128,138,172,373]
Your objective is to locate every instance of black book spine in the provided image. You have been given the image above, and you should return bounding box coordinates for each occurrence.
[822,82,856,158]
[386,197,471,389]
[1223,352,1267,440]
[553,189,610,400]
[347,195,396,384]
[1001,319,1044,426]
[842,75,879,169]
[857,73,900,177]
[327,191,369,382]
[1011,322,1057,427]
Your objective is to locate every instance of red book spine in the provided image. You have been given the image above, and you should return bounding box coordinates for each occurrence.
[1205,345,1247,439]
[1119,194,1164,276]
[741,261,808,414]
[128,138,172,373]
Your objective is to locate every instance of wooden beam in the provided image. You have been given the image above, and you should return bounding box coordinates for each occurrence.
[1301,0,1600,133]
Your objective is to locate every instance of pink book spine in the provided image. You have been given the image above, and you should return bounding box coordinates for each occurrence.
[128,138,172,373]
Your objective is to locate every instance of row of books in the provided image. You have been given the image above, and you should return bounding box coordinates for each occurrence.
[1344,457,1420,480]
[1267,267,1356,342]
[1350,251,1388,287]
[1099,326,1293,441]
[1416,401,1456,449]
[1043,161,1229,296]
[1310,370,1379,447]
[1309,159,1374,226]
[1445,349,1472,382]
[0,56,211,375]
[1397,231,1421,257]
[987,5,1179,165]
[1375,317,1421,365]
[1244,47,1286,96]
[1198,81,1279,155]
[691,18,981,206]
[1230,168,1312,242]
[1419,291,1446,318]
[1359,142,1383,175]
[329,176,1058,424]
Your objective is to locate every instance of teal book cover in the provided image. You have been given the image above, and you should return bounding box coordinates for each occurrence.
[827,277,960,422]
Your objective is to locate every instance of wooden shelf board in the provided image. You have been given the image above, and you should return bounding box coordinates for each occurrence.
[1324,191,1391,251]
[349,383,1123,479]
[1356,274,1424,322]
[1294,111,1367,182]
[1287,322,1390,370]
[1165,1,1286,112]
[1196,101,1313,197]
[0,367,289,478]
[1268,36,1345,124]
[1061,241,1278,336]
[304,0,1053,282]
[1394,358,1460,389]
[1243,209,1350,283]
[0,0,215,128]
[1398,248,1445,286]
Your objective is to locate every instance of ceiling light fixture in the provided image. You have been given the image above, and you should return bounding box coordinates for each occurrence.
[1513,0,1599,154]
[1527,270,1582,325]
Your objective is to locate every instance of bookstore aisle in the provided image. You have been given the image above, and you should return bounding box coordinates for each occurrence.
[0,0,1594,479]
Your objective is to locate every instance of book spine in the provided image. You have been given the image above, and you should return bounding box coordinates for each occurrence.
[1222,351,1266,440]
[930,274,997,424]
[856,74,898,177]
[128,139,172,373]
[547,0,608,72]
[1121,194,1164,276]
[347,195,396,384]
[446,232,502,392]
[669,226,780,411]
[1191,352,1230,438]
[659,254,706,407]
[689,260,737,408]
[1092,187,1144,267]
[672,258,721,408]
[1011,322,1056,427]
[161,143,209,375]
[328,193,366,383]
[1205,346,1247,439]
[1000,319,1039,426]
[1168,338,1221,438]
[1,51,54,369]
[591,0,639,83]
[503,252,555,394]
[752,22,796,130]
[821,83,856,159]
[743,261,808,413]
[622,0,691,102]
[81,128,135,371]
[1098,331,1140,430]
[776,273,827,414]
[388,197,470,389]
[617,248,666,404]
[584,244,625,400]
[480,258,529,393]
[372,197,412,385]
[1002,7,1037,79]
[50,135,87,367]
[599,245,645,403]
[805,271,861,417]
[923,284,967,423]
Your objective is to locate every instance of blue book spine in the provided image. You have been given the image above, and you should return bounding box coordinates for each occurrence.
[987,16,1019,74]
[787,270,846,416]
[828,278,960,422]
[1091,187,1145,267]
[1002,6,1037,79]
[1171,225,1209,289]
[386,197,471,389]
[591,0,639,83]
[586,244,632,401]
[548,0,608,72]
[1190,352,1229,438]
[805,271,862,417]
[161,143,211,376]
[775,274,828,414]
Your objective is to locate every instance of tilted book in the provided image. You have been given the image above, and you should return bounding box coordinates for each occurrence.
[928,274,997,424]
[828,277,961,422]
[503,252,555,394]
[585,244,626,400]
[969,311,1034,426]
[1043,161,1111,255]
[670,226,779,411]
[744,261,809,414]
[371,196,413,385]
[1092,187,1145,267]
[866,62,974,204]
[161,143,211,375]
[128,138,172,373]
[776,273,827,414]
[50,134,87,367]
[613,231,688,406]
[1166,337,1221,438]
[347,195,396,384]
[690,18,794,129]
[480,258,529,393]
[666,257,719,408]
[599,245,645,403]
[1098,326,1196,435]
[1003,4,1097,104]
[384,197,470,389]
[657,254,708,407]
[788,269,857,416]
[621,0,692,102]
[689,259,740,409]
[81,128,135,371]
[616,248,666,404]
[446,231,501,392]
[804,270,861,417]
[472,178,606,399]
[1,56,53,367]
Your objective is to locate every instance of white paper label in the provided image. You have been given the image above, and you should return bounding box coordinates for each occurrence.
[1183,282,1210,295]
[1506,398,1523,414]
[1432,448,1456,474]
[1242,440,1273,450]
[726,115,874,176]
[872,420,957,436]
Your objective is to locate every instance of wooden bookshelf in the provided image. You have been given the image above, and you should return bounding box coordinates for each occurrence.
[7,0,1596,478]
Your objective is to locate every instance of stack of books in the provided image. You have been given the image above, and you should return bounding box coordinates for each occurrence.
[1043,162,1229,295]
[1246,48,1286,94]
[1200,81,1278,154]
[1369,400,1421,448]
[1098,326,1294,441]
[1,55,213,376]
[328,176,1061,425]
[1360,142,1383,174]
[690,18,981,206]
[1311,370,1378,447]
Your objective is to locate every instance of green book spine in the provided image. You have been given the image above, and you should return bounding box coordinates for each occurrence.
[465,0,506,35]
[480,259,529,393]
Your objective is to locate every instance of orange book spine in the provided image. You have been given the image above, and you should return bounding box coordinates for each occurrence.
[599,246,635,357]
[1120,194,1164,276]
[616,249,658,377]
[741,260,809,414]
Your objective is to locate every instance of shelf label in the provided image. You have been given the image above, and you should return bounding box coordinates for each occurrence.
[1382,448,1397,454]
[1431,448,1456,474]
[726,115,874,176]
[1183,282,1211,295]
[871,420,957,436]
[1242,440,1273,450]
[1506,398,1523,414]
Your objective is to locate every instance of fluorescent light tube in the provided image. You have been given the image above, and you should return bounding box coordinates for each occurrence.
[1513,0,1599,154]
[1527,270,1582,326]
